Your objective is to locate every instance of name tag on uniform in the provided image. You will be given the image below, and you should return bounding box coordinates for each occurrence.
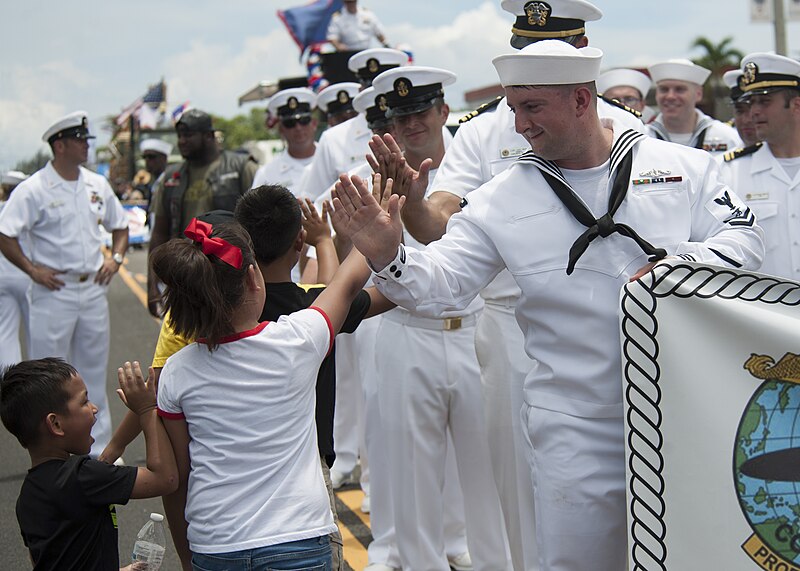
[745,192,769,201]
[219,172,239,181]
[500,147,527,159]
[48,200,65,208]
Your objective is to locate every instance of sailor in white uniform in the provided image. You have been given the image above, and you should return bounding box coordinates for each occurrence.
[0,170,31,368]
[378,2,641,569]
[719,52,800,282]
[333,41,765,571]
[369,66,510,571]
[647,58,742,154]
[0,111,129,455]
[300,49,410,202]
[252,88,319,195]
[596,68,652,116]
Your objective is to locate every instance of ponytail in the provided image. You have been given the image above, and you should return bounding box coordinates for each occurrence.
[151,221,255,350]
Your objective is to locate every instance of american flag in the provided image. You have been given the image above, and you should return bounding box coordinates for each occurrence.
[116,80,166,126]
[143,82,165,104]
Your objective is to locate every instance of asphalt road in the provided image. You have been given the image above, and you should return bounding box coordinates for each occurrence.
[0,247,183,570]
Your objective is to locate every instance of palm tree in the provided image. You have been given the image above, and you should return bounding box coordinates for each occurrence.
[691,36,745,119]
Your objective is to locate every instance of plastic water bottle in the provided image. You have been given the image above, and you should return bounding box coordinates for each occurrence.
[131,512,166,570]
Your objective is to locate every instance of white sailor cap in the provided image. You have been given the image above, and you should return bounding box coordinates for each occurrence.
[723,69,744,101]
[372,66,456,118]
[738,52,800,98]
[501,0,602,48]
[317,82,361,116]
[648,59,711,86]
[267,87,317,118]
[42,111,96,144]
[1,170,28,186]
[596,68,652,99]
[493,39,602,87]
[348,48,410,86]
[140,138,173,157]
[354,86,391,130]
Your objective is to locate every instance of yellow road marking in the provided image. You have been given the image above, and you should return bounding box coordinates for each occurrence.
[117,262,160,324]
[336,488,370,570]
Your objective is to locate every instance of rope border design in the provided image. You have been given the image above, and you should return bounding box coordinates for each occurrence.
[620,262,800,570]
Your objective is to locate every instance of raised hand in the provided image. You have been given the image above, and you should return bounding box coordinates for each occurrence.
[116,361,157,417]
[367,133,431,205]
[299,197,332,247]
[331,173,404,270]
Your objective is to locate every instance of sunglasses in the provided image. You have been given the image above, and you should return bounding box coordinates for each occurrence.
[142,154,161,160]
[280,116,312,128]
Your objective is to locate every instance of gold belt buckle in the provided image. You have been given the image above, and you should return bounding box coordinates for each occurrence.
[78,273,90,282]
[443,317,462,331]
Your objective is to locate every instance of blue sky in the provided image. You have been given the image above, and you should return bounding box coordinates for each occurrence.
[1,0,798,171]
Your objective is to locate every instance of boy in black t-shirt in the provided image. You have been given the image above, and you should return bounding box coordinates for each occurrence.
[0,358,178,570]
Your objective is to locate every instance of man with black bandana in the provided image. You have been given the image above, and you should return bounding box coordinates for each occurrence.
[366,2,641,570]
[335,40,764,571]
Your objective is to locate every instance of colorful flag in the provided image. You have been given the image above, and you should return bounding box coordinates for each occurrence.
[277,0,344,53]
[171,101,190,123]
[115,80,166,126]
[116,96,143,126]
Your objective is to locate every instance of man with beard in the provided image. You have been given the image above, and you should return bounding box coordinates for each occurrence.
[146,109,257,317]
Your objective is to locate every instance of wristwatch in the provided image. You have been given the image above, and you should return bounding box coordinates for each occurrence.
[112,252,124,264]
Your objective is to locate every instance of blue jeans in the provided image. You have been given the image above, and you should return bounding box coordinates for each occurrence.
[191,536,332,571]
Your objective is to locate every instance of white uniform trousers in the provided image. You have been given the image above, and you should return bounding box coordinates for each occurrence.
[28,278,112,455]
[521,406,627,571]
[332,329,368,489]
[475,302,539,571]
[377,310,510,571]
[365,316,470,568]
[0,274,30,367]
[360,316,401,567]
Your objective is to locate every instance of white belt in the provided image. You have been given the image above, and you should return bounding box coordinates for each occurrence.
[382,309,479,331]
[60,272,95,283]
[483,295,519,309]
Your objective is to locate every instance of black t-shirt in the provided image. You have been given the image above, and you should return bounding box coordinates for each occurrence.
[16,455,137,570]
[259,282,371,467]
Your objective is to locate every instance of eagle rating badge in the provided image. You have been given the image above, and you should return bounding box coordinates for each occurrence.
[737,353,800,570]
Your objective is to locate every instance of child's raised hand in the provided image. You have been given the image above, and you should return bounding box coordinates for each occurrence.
[299,197,332,246]
[116,361,157,417]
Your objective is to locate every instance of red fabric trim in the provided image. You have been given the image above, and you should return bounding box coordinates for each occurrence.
[157,408,185,420]
[309,306,334,356]
[198,321,269,345]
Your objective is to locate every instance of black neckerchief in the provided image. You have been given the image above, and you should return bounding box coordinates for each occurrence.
[517,129,667,275]
[693,127,707,150]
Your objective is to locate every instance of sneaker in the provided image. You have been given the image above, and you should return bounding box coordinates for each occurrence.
[448,552,473,571]
[361,494,371,514]
[329,469,350,490]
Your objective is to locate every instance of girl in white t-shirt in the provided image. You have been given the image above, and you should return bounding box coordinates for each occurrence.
[150,204,374,570]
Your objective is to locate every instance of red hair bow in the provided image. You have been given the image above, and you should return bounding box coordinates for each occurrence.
[183,218,243,269]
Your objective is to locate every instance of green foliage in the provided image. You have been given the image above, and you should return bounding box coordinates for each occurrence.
[14,149,51,174]
[691,36,745,75]
[211,108,278,150]
[691,36,745,118]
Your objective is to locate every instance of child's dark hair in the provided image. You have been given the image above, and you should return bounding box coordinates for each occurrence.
[151,221,256,351]
[234,185,302,265]
[0,358,77,448]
